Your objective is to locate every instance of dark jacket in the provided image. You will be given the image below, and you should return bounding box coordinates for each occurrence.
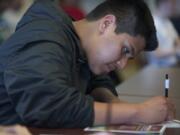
[0,0,117,128]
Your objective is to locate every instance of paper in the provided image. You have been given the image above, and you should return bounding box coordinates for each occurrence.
[84,119,180,134]
[85,125,166,134]
[161,119,180,128]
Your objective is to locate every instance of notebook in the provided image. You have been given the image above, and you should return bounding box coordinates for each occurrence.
[84,119,180,134]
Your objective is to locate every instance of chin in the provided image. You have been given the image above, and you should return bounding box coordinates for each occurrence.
[89,66,101,75]
[91,67,108,75]
[91,69,101,75]
[89,62,108,75]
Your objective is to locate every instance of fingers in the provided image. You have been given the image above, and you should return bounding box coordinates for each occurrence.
[166,98,176,121]
[143,96,176,123]
[167,98,176,116]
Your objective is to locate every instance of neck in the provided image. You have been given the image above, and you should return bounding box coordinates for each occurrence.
[72,19,94,55]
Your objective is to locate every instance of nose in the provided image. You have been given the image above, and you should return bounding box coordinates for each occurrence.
[116,58,128,70]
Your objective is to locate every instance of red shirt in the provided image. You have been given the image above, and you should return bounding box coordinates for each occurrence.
[61,6,85,20]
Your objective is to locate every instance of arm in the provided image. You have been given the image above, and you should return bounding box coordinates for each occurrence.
[4,42,94,128]
[94,102,139,126]
[93,96,176,126]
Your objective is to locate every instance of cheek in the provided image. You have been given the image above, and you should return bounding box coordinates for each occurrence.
[87,44,121,74]
[90,45,121,66]
[86,47,107,74]
[98,45,121,63]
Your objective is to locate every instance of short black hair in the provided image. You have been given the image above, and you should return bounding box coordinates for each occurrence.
[86,0,158,51]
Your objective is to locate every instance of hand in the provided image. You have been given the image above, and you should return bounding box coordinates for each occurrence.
[137,96,176,124]
[166,98,176,120]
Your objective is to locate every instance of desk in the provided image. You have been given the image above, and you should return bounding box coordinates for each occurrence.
[28,66,180,135]
[29,127,180,135]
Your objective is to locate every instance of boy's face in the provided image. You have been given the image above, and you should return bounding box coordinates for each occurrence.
[86,21,145,75]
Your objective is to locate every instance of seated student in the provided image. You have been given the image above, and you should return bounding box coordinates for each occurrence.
[147,0,180,67]
[0,0,175,128]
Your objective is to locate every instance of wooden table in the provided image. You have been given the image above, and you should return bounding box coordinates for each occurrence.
[28,127,180,135]
[28,66,180,135]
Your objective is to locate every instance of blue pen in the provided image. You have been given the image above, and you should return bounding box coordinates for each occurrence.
[165,74,169,97]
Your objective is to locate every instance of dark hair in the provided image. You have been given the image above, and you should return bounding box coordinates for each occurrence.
[86,0,158,51]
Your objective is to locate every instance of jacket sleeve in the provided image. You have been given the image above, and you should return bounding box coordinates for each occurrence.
[4,42,94,128]
[88,75,118,97]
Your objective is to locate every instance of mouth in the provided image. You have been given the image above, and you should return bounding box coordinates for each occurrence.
[104,64,116,73]
[108,64,116,71]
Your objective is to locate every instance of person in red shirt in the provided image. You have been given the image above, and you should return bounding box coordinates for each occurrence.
[59,0,84,20]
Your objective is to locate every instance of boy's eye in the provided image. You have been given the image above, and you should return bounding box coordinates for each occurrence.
[122,47,130,55]
[121,46,134,59]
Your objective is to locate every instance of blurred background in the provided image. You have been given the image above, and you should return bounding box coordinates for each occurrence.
[0,0,180,86]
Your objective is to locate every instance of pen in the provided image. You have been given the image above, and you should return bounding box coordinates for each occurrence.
[165,74,169,97]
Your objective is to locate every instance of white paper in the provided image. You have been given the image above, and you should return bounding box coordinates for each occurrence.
[84,119,180,134]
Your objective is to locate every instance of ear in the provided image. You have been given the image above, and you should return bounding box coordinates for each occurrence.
[98,14,116,35]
